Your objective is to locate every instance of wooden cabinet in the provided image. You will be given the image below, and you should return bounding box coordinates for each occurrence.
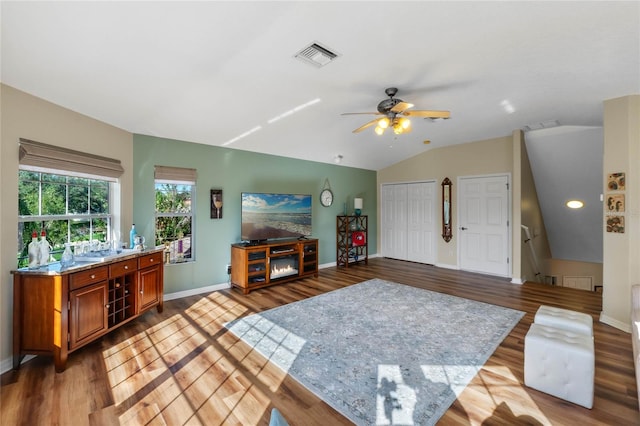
[231,239,318,294]
[12,249,164,372]
[69,281,108,349]
[137,252,163,312]
[337,215,368,267]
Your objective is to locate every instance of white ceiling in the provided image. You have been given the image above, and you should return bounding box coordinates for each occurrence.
[2,2,638,266]
[2,1,639,172]
[525,126,603,264]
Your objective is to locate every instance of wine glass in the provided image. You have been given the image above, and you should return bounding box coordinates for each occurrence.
[214,196,223,219]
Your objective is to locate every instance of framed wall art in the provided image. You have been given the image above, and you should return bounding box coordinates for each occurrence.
[211,189,223,219]
[606,215,624,233]
[607,172,625,191]
[606,193,625,212]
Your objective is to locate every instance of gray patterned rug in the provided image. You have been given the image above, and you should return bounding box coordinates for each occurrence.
[224,278,524,425]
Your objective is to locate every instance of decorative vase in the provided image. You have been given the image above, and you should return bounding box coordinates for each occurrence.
[60,243,74,268]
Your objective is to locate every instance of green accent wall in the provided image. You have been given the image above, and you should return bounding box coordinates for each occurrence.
[133,134,377,294]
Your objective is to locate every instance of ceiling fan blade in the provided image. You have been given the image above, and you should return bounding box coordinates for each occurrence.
[341,112,382,116]
[401,110,451,119]
[352,118,380,133]
[390,102,414,113]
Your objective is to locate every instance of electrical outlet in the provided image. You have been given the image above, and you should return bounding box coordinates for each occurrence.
[226,264,231,275]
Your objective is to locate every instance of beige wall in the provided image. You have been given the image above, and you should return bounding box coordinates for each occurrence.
[546,259,603,288]
[601,94,640,331]
[0,84,133,369]
[377,135,514,269]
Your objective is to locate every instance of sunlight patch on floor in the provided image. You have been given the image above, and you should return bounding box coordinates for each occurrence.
[420,364,482,398]
[456,365,551,425]
[224,313,306,392]
[376,364,417,426]
[102,293,273,425]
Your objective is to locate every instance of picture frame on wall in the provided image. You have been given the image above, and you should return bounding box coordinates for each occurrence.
[606,193,625,212]
[211,189,223,219]
[607,172,625,191]
[606,215,624,233]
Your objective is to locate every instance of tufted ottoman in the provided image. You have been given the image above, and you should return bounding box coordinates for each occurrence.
[534,305,593,336]
[524,323,595,408]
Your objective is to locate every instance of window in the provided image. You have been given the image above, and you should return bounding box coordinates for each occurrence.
[17,170,112,268]
[16,139,124,268]
[155,166,196,263]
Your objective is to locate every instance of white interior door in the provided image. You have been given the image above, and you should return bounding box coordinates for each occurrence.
[407,182,436,264]
[381,184,407,260]
[459,175,510,276]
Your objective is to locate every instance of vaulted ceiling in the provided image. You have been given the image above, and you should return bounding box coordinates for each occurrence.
[2,2,638,171]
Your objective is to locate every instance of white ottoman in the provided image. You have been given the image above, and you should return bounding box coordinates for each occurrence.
[534,305,593,336]
[524,323,594,409]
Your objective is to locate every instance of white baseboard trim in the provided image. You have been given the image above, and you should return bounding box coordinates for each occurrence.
[599,312,631,333]
[1,354,36,375]
[163,282,230,301]
[510,277,525,285]
[435,262,459,270]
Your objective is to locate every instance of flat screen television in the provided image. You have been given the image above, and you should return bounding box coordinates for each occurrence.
[241,192,312,242]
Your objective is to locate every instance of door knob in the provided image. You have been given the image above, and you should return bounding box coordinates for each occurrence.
[461,227,468,230]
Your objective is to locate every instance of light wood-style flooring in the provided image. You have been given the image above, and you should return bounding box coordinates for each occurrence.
[1,258,638,425]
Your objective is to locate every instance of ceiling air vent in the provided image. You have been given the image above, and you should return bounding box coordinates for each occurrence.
[522,119,560,132]
[294,42,340,68]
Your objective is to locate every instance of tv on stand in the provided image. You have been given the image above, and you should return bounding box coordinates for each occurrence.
[241,192,312,243]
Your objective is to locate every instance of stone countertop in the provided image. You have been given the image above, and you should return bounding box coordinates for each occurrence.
[11,247,165,276]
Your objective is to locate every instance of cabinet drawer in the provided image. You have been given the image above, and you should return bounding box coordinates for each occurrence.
[70,266,108,290]
[139,252,162,269]
[109,259,137,277]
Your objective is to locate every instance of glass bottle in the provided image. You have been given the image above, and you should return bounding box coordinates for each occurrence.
[60,242,74,268]
[28,231,40,269]
[39,230,50,266]
[129,224,136,249]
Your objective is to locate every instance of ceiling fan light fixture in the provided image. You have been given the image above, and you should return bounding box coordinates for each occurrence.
[374,126,385,135]
[400,117,411,129]
[378,117,390,129]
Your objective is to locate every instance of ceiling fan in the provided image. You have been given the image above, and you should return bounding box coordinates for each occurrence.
[342,87,450,135]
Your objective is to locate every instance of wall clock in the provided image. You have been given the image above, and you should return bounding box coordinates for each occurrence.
[320,178,334,207]
[320,188,334,207]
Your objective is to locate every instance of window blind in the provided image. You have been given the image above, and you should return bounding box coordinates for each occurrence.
[19,138,124,180]
[154,165,197,184]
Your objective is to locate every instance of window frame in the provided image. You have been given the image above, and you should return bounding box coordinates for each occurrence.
[154,175,196,264]
[17,168,115,267]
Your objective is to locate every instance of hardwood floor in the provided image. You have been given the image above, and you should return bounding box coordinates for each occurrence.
[1,258,638,425]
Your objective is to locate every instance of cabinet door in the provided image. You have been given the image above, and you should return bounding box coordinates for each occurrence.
[69,281,108,349]
[138,266,160,313]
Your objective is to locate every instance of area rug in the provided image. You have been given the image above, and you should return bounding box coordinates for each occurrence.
[224,278,524,425]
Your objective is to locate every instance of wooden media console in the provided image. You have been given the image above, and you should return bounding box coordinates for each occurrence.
[230,238,318,294]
